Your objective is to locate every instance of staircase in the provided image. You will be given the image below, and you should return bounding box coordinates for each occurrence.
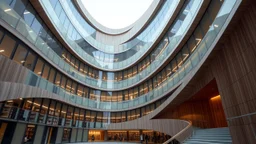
[183,127,232,144]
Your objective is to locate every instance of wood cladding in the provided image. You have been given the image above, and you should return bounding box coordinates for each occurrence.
[155,1,256,143]
[156,79,227,128]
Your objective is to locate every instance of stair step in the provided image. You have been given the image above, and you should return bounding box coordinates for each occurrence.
[187,139,232,143]
[184,141,231,144]
[183,127,232,144]
[191,136,231,139]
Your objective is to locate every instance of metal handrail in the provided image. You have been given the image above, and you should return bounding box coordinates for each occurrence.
[226,112,256,121]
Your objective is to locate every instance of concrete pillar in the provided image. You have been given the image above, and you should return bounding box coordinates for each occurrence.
[76,129,83,142]
[55,127,63,144]
[82,129,88,142]
[11,123,26,144]
[70,128,77,143]
[33,125,45,144]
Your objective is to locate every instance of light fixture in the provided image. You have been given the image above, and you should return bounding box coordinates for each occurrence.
[214,24,219,28]
[0,50,4,53]
[37,72,42,75]
[29,30,33,33]
[4,9,11,12]
[184,9,190,13]
[20,60,25,63]
[210,95,221,100]
[24,11,30,15]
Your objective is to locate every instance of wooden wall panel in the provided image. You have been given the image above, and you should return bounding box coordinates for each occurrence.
[156,1,256,143]
[209,96,227,127]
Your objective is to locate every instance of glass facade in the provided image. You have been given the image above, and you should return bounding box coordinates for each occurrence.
[0,0,232,110]
[0,0,203,90]
[0,97,166,127]
[40,0,200,70]
[0,0,241,143]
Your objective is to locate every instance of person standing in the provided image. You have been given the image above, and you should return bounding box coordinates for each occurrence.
[91,134,95,142]
[140,134,144,143]
[145,134,149,144]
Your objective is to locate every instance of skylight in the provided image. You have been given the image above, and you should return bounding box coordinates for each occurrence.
[81,0,154,29]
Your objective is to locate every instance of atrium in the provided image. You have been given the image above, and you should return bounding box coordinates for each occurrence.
[0,0,255,144]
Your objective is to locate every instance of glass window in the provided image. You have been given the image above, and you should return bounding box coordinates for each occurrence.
[200,12,212,35]
[38,24,48,41]
[118,92,123,102]
[23,3,36,26]
[0,35,16,58]
[34,58,44,76]
[13,45,28,65]
[66,106,74,121]
[111,113,116,123]
[73,108,79,126]
[54,2,62,17]
[48,68,56,83]
[48,100,55,116]
[79,63,84,73]
[41,64,50,79]
[24,52,36,70]
[31,98,42,112]
[121,112,126,122]
[60,76,67,89]
[77,84,84,97]
[71,82,77,94]
[54,72,61,86]
[10,0,27,16]
[49,0,58,8]
[60,104,67,118]
[22,99,33,110]
[31,15,42,34]
[97,112,103,123]
[84,87,89,98]
[55,102,61,117]
[66,79,72,92]
[79,109,85,121]
[116,112,121,123]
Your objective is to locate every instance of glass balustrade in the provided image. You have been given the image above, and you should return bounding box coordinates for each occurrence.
[40,0,196,70]
[0,0,238,110]
[0,0,203,90]
[60,0,175,53]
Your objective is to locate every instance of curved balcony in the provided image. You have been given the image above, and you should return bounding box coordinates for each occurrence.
[0,96,191,143]
[63,0,162,52]
[0,0,239,111]
[0,0,203,90]
[59,0,163,53]
[39,0,182,70]
[74,0,159,37]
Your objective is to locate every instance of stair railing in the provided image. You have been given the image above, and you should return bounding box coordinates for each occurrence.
[163,120,192,144]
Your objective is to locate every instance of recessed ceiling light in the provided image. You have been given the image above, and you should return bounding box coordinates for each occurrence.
[0,50,4,52]
[4,9,11,12]
[24,11,30,15]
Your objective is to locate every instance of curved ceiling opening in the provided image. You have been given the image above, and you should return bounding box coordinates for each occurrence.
[81,0,154,29]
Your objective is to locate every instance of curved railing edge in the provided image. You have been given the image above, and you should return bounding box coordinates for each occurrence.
[163,120,193,144]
